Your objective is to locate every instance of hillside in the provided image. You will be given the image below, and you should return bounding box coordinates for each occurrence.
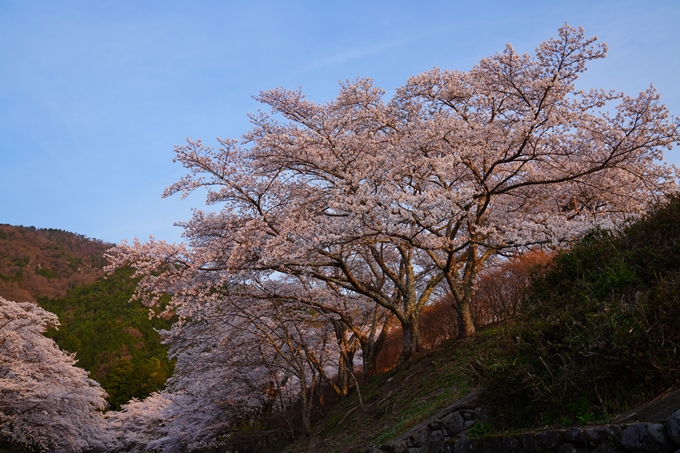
[0,224,173,409]
[3,193,680,452]
[0,225,111,302]
[39,267,174,409]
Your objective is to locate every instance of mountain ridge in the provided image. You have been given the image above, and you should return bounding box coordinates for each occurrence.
[0,224,112,303]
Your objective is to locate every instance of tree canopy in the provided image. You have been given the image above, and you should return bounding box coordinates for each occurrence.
[110,25,679,365]
[0,297,109,452]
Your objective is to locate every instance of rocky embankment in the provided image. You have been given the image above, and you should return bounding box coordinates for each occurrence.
[365,391,680,453]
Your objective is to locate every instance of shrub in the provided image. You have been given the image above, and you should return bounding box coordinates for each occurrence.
[475,196,680,430]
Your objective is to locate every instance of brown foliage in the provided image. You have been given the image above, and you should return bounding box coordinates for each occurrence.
[375,299,459,372]
[0,224,112,302]
[470,250,554,326]
[123,326,144,339]
[375,251,553,372]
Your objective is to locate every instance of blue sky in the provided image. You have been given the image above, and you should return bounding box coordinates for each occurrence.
[2,0,679,244]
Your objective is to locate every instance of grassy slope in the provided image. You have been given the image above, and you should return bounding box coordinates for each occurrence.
[280,327,500,453]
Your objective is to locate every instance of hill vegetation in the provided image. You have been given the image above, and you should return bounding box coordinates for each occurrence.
[475,195,680,431]
[0,225,110,302]
[0,225,173,410]
[39,267,174,410]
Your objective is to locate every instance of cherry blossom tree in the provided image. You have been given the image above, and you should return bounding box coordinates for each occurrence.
[249,277,391,380]
[159,304,292,447]
[164,281,350,438]
[105,306,290,452]
[106,277,348,448]
[0,297,109,452]
[110,24,679,363]
[105,392,171,453]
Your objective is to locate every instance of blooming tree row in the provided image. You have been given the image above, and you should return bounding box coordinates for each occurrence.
[104,24,680,450]
[110,24,679,365]
[106,285,352,449]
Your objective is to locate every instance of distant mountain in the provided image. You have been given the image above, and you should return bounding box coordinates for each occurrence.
[0,224,173,409]
[0,224,112,302]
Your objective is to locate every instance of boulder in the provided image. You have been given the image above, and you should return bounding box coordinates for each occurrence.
[557,444,584,453]
[621,423,675,452]
[453,438,475,453]
[566,428,586,445]
[495,436,521,453]
[407,425,430,447]
[541,430,563,450]
[475,436,521,453]
[391,440,409,453]
[667,409,680,447]
[460,410,476,421]
[519,433,538,453]
[586,426,620,447]
[441,411,466,437]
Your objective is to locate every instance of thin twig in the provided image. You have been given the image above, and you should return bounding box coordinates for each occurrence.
[539,356,554,383]
[347,365,364,409]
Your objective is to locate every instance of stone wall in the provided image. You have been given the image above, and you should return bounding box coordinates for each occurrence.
[364,393,680,453]
[363,391,481,453]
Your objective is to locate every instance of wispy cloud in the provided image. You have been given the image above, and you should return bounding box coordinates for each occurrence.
[298,39,410,74]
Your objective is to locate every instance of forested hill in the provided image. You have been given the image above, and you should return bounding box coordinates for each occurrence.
[0,224,111,302]
[0,224,173,409]
[40,267,174,409]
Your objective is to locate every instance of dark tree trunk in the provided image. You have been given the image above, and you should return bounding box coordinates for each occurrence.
[457,297,476,339]
[446,269,478,340]
[300,373,317,437]
[337,351,353,396]
[360,321,389,379]
[331,319,356,396]
[397,312,422,364]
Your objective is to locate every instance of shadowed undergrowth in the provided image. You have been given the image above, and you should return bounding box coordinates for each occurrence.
[474,196,680,431]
